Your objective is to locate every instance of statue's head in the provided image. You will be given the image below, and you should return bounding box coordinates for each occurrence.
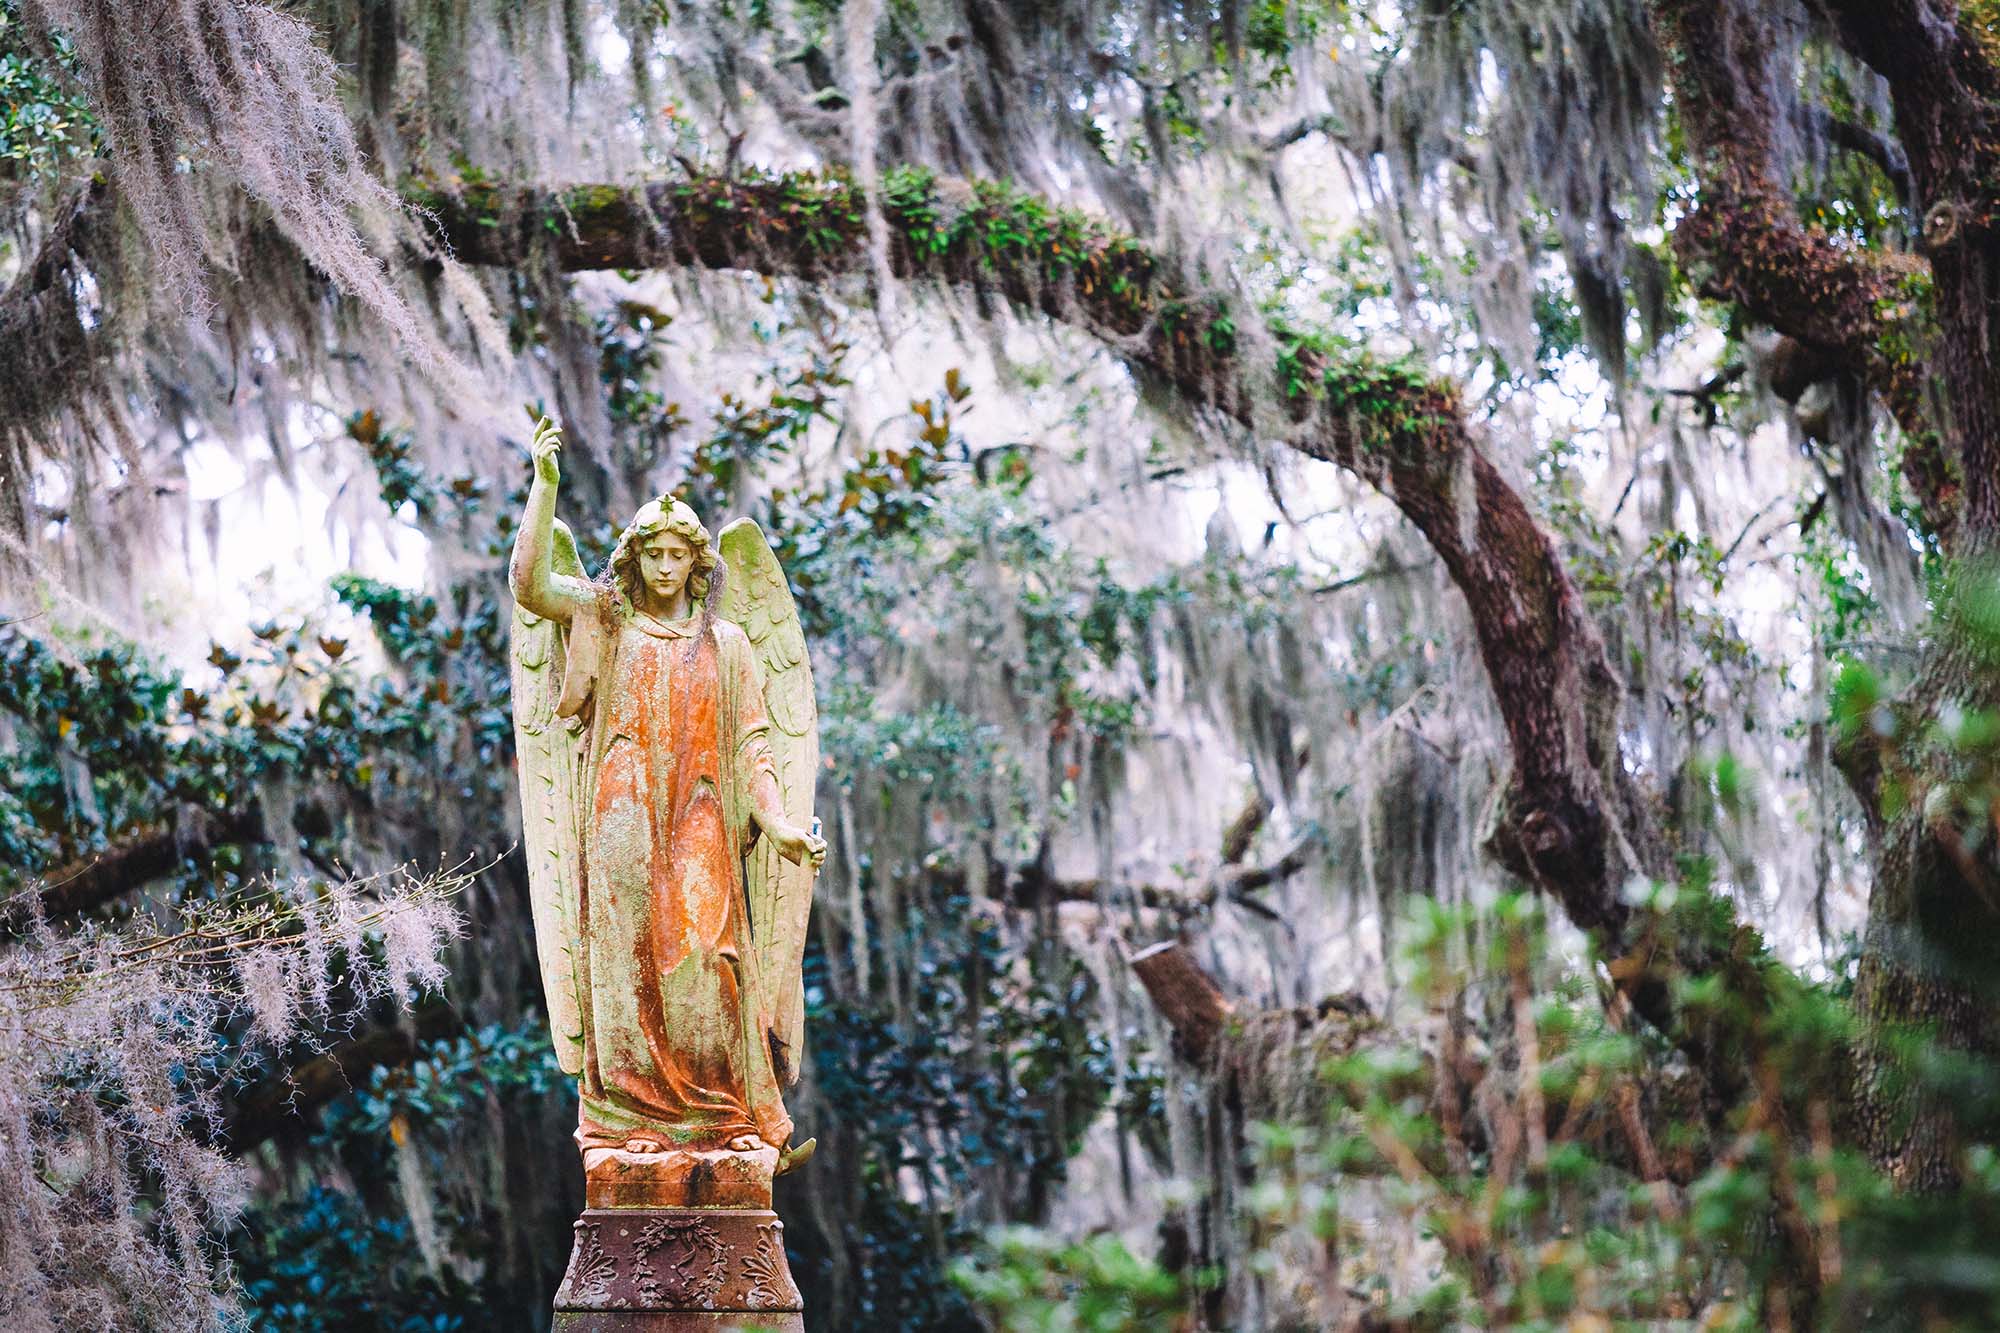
[605,496,721,613]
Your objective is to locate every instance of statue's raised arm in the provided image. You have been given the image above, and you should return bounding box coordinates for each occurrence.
[509,417,596,625]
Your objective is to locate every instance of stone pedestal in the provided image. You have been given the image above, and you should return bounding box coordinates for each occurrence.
[553,1147,803,1331]
[583,1144,781,1210]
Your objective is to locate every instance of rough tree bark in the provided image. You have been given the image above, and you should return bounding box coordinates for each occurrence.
[1129,941,1235,1064]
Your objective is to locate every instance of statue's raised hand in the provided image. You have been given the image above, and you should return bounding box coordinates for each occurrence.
[530,415,563,487]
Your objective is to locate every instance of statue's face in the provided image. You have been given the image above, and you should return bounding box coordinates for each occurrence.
[636,529,697,607]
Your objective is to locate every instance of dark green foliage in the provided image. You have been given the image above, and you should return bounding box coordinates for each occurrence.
[0,628,265,877]
[347,411,441,523]
[952,1229,1196,1331]
[313,1020,574,1149]
[0,0,94,182]
[234,1187,482,1333]
[0,490,526,891]
[237,1021,578,1332]
[796,902,1123,1331]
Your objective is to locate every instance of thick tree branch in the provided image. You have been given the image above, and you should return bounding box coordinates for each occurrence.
[1812,0,1960,86]
[1259,112,1345,153]
[935,830,1318,917]
[2,804,267,932]
[1218,787,1274,865]
[421,165,1655,950]
[1818,109,1915,206]
[1655,0,1956,540]
[1129,940,1235,1063]
[1664,2,2000,1188]
[1818,0,2000,539]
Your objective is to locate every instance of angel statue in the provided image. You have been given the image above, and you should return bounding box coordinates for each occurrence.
[506,415,826,1187]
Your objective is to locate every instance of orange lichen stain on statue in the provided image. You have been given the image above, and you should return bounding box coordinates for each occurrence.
[576,624,775,1156]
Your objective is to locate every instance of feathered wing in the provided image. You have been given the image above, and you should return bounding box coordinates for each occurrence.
[509,519,589,1075]
[719,518,818,1087]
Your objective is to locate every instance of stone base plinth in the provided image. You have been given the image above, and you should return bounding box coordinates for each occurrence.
[554,1314,803,1331]
[583,1145,778,1210]
[554,1208,802,1329]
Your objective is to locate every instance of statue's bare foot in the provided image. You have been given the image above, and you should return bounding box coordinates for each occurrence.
[725,1133,765,1153]
[622,1137,666,1154]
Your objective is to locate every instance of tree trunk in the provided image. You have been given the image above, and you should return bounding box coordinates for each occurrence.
[1659,0,2000,1188]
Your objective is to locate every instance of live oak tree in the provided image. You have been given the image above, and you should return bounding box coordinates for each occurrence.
[6,1,2000,1328]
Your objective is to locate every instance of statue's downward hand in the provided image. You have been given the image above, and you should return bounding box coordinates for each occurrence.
[776,823,828,870]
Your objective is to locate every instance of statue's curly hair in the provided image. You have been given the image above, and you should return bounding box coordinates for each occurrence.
[602,497,724,615]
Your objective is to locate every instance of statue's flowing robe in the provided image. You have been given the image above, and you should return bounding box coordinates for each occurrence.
[568,607,792,1153]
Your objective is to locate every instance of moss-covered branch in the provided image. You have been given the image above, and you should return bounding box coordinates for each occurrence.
[421,163,1674,1032]
[1655,0,1956,542]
